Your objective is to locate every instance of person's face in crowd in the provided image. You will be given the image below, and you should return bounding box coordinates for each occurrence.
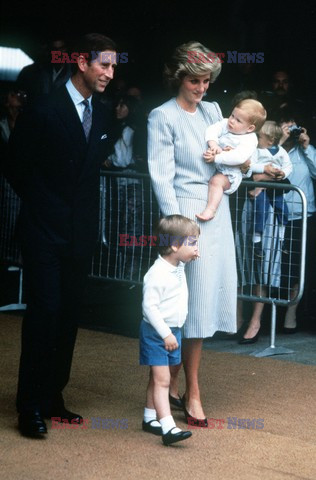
[178,74,210,109]
[257,132,273,149]
[115,100,129,120]
[80,50,117,95]
[127,86,142,100]
[227,107,255,135]
[272,71,289,96]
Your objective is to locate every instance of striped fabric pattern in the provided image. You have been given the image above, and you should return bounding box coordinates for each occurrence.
[147,98,237,338]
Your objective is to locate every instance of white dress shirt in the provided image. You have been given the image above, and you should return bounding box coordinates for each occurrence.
[65,78,92,120]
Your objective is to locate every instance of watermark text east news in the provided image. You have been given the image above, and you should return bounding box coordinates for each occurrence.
[51,51,128,64]
[188,51,264,64]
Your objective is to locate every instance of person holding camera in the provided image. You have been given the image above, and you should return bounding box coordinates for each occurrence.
[279,114,316,332]
[237,113,315,344]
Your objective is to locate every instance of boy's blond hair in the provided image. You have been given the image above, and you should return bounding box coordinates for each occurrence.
[155,214,200,256]
[235,98,267,132]
[260,120,283,145]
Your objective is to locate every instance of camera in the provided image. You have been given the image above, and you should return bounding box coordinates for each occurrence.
[288,125,303,139]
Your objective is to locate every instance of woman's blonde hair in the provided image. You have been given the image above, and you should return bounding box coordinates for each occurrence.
[164,41,222,93]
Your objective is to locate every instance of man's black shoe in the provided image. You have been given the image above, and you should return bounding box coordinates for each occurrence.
[43,407,83,425]
[18,410,47,437]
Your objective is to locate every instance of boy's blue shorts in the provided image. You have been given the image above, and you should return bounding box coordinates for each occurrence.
[139,320,182,366]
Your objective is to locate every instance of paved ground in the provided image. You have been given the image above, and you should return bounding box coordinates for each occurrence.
[1,269,315,367]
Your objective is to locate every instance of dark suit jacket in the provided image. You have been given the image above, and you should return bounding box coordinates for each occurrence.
[5,85,112,258]
[16,62,72,103]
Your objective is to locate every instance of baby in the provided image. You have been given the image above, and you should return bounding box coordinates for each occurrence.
[196,98,267,221]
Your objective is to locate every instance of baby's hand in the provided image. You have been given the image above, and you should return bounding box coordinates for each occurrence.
[164,333,179,351]
[203,148,215,163]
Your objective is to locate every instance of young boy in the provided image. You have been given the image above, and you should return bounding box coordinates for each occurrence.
[196,98,267,221]
[140,214,200,446]
[249,120,292,258]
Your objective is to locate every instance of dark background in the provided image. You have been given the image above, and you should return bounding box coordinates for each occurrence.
[1,0,316,110]
[1,0,315,336]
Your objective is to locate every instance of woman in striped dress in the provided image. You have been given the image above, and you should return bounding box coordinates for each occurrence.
[147,41,238,425]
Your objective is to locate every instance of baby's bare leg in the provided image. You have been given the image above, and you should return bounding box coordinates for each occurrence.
[196,173,231,221]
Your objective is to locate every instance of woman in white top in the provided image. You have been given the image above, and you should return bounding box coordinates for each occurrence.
[147,41,241,426]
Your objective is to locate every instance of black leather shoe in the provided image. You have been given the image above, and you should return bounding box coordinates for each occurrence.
[142,420,162,436]
[169,394,184,410]
[18,410,47,437]
[182,396,208,428]
[238,333,259,345]
[283,327,297,334]
[43,407,83,425]
[162,427,192,446]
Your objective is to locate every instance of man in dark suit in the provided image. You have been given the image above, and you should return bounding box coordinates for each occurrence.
[5,33,117,437]
[16,37,72,104]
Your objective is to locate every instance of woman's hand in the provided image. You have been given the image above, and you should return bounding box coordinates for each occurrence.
[203,148,215,163]
[240,158,251,174]
[208,140,222,154]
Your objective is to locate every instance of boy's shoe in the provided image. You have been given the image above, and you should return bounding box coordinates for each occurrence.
[162,427,192,446]
[254,241,264,259]
[142,420,162,436]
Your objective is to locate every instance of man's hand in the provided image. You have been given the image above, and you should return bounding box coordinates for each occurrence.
[298,128,310,149]
[164,333,179,351]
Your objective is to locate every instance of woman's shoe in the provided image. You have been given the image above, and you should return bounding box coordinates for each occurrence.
[169,394,184,410]
[238,333,259,345]
[182,395,208,428]
[283,326,297,334]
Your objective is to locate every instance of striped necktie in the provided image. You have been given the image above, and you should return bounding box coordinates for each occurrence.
[82,99,92,141]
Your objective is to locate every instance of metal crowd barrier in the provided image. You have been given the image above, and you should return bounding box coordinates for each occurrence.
[91,171,307,357]
[0,174,26,311]
[0,170,307,359]
[232,180,307,357]
[91,170,160,283]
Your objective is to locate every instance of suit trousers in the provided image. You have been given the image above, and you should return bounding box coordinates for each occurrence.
[16,237,91,413]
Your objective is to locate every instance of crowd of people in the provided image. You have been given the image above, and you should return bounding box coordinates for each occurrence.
[0,33,315,443]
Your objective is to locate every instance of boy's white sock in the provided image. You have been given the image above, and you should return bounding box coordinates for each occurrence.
[160,415,181,435]
[144,408,161,426]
